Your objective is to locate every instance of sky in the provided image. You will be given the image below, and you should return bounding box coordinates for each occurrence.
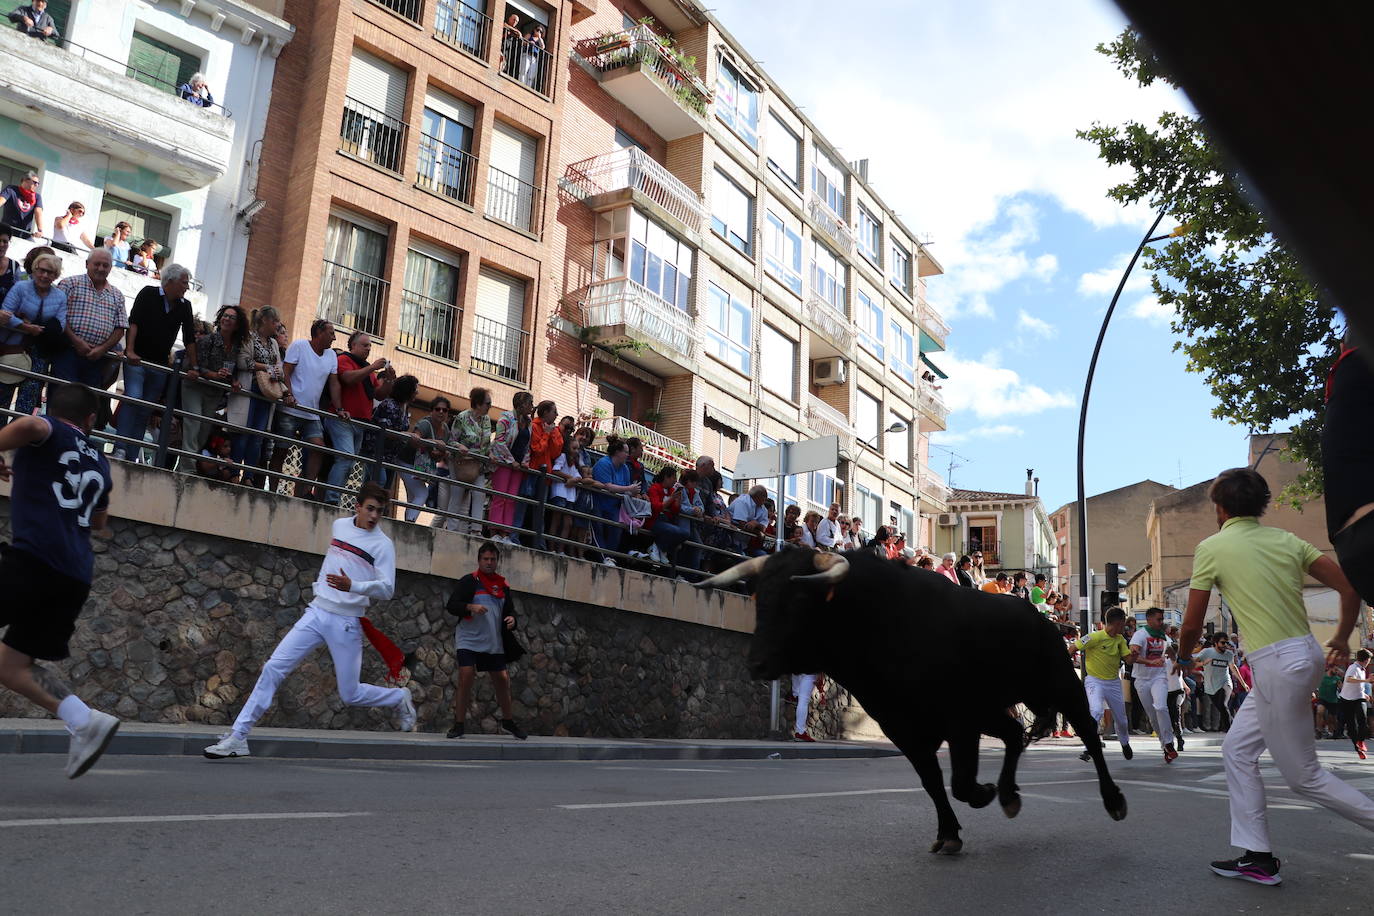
[712,0,1257,511]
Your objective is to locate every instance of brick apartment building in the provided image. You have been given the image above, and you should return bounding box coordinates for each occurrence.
[239,0,953,537]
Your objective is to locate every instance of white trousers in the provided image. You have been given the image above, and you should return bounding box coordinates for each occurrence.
[792,673,817,734]
[1135,675,1175,748]
[399,472,433,523]
[444,473,487,535]
[1085,676,1130,745]
[1225,634,1374,851]
[232,606,406,737]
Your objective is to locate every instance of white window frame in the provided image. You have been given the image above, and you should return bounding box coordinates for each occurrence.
[710,169,754,256]
[856,204,881,266]
[764,209,802,295]
[760,324,796,401]
[890,238,913,296]
[715,57,759,149]
[765,110,801,188]
[705,282,752,375]
[888,319,915,384]
[856,389,881,450]
[856,289,884,359]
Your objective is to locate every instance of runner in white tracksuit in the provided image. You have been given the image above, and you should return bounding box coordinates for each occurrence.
[1129,607,1178,763]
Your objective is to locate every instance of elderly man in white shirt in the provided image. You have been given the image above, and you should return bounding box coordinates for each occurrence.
[816,502,843,550]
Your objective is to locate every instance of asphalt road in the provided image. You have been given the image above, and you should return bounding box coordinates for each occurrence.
[2,739,1372,914]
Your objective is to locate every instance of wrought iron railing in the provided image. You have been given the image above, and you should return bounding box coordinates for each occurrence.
[807,192,854,254]
[499,27,553,96]
[416,133,478,206]
[581,278,699,361]
[470,313,528,382]
[55,39,233,117]
[571,25,712,118]
[433,0,491,58]
[397,290,462,361]
[339,96,409,174]
[561,147,705,230]
[803,293,854,353]
[486,165,541,233]
[373,0,422,23]
[317,259,388,337]
[918,378,950,425]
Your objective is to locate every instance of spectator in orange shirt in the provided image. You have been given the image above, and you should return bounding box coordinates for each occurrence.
[981,571,1010,594]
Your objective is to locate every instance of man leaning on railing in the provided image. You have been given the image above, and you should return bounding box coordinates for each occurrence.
[8,0,59,42]
[54,248,125,425]
[112,266,196,462]
[324,331,391,507]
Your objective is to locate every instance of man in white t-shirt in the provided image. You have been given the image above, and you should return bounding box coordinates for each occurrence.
[1338,649,1374,758]
[1198,635,1241,731]
[816,502,843,550]
[1129,607,1179,763]
[269,319,347,499]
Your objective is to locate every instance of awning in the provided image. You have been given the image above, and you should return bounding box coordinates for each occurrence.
[919,330,945,354]
[920,353,947,379]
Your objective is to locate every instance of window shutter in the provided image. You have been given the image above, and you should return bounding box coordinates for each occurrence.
[475,266,526,330]
[128,33,182,92]
[346,50,407,120]
[424,89,475,129]
[488,122,537,184]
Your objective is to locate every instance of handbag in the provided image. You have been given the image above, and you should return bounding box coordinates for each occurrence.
[451,455,483,483]
[622,493,651,519]
[253,368,284,401]
[502,624,526,664]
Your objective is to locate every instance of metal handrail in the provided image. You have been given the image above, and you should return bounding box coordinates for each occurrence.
[416,133,478,206]
[572,25,712,116]
[397,290,462,361]
[433,0,492,59]
[919,299,951,342]
[53,38,233,118]
[581,277,698,360]
[499,28,553,96]
[485,165,541,233]
[561,147,705,230]
[802,292,854,353]
[807,192,854,254]
[318,259,388,338]
[339,95,409,174]
[372,0,422,23]
[469,313,528,383]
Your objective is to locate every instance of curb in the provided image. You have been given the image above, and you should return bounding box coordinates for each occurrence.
[0,724,901,763]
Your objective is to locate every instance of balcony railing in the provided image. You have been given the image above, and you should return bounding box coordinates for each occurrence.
[807,193,854,255]
[589,416,693,470]
[918,378,950,425]
[339,96,408,174]
[397,290,462,362]
[373,0,422,23]
[805,393,856,442]
[500,27,553,96]
[416,133,478,206]
[470,313,529,382]
[561,147,705,231]
[434,0,491,59]
[486,165,542,233]
[318,260,388,337]
[581,278,699,361]
[919,298,951,343]
[803,294,854,353]
[962,541,1002,567]
[572,25,713,119]
[919,474,950,507]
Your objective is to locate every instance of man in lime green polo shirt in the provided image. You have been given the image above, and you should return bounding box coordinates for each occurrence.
[1072,607,1134,761]
[1178,467,1373,887]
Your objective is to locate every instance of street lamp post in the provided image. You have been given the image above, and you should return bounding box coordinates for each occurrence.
[1075,208,1173,638]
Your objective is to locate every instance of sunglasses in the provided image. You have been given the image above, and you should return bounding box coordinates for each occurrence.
[433,407,450,413]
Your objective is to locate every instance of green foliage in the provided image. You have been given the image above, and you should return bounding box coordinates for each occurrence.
[1077,28,1342,504]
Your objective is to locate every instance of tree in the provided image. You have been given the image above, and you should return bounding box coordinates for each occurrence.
[1078,28,1342,503]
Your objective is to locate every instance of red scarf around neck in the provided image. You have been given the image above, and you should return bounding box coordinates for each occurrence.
[15,186,36,206]
[474,568,508,598]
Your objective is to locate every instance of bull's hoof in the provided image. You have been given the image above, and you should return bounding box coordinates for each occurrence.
[1104,791,1128,822]
[930,838,963,855]
[1001,795,1022,819]
[967,782,997,809]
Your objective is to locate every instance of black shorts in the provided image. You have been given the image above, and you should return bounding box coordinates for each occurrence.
[456,649,507,672]
[0,544,91,661]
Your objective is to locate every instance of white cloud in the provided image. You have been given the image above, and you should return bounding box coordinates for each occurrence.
[1016,309,1056,338]
[1078,252,1157,298]
[937,200,1059,320]
[936,349,1075,420]
[1128,294,1173,326]
[933,424,1025,446]
[1030,254,1059,282]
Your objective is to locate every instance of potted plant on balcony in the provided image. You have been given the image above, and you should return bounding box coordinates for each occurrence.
[642,408,665,429]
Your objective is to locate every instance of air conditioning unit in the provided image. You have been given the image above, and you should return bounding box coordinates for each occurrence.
[812,357,847,387]
[937,513,958,527]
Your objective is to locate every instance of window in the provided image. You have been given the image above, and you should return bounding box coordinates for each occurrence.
[765,111,801,188]
[399,247,461,360]
[855,483,881,533]
[705,283,751,374]
[890,239,913,295]
[710,169,753,256]
[343,49,408,172]
[760,325,796,400]
[473,265,529,381]
[597,379,633,418]
[888,320,915,383]
[99,194,174,263]
[810,239,846,311]
[887,409,911,468]
[435,0,489,58]
[896,504,915,543]
[969,520,999,564]
[856,389,881,449]
[856,205,881,266]
[628,210,693,311]
[715,57,759,149]
[2,0,71,34]
[487,121,540,232]
[704,416,743,488]
[499,1,553,95]
[320,212,389,336]
[763,210,802,295]
[812,145,845,218]
[809,470,837,508]
[856,290,884,359]
[614,127,646,151]
[418,91,476,204]
[127,31,201,95]
[0,154,32,192]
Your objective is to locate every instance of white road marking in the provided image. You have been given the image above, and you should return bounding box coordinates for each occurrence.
[1018,792,1083,804]
[1348,853,1374,861]
[597,766,731,773]
[1117,779,1230,798]
[559,788,919,810]
[0,812,371,829]
[1018,779,1097,787]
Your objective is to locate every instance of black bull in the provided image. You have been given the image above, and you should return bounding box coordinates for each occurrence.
[697,548,1127,854]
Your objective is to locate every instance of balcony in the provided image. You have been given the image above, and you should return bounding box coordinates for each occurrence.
[918,468,950,509]
[0,31,232,187]
[486,165,542,235]
[919,298,951,348]
[807,193,854,255]
[470,314,529,383]
[433,0,491,60]
[499,27,554,97]
[374,0,422,23]
[339,96,408,175]
[571,25,712,141]
[562,147,705,234]
[580,278,699,376]
[802,294,854,357]
[590,416,692,469]
[416,133,478,207]
[917,378,949,431]
[805,393,856,445]
[397,290,462,362]
[318,260,388,338]
[8,235,209,315]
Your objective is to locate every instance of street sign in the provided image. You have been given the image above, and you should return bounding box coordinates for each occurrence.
[734,435,839,479]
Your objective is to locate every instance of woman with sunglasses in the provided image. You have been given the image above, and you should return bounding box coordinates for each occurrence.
[399,397,451,523]
[51,201,93,252]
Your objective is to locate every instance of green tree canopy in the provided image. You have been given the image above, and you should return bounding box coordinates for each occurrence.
[1078,28,1343,502]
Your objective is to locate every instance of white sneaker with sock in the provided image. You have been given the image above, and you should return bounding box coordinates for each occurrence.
[203,733,251,759]
[66,710,120,779]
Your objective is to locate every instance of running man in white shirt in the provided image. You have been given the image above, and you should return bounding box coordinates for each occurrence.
[1129,607,1179,763]
[204,482,416,759]
[1338,649,1373,758]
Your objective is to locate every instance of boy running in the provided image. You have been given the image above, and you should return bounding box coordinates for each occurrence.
[0,384,118,778]
[1073,607,1134,761]
[1179,468,1374,886]
[205,482,416,759]
[1129,607,1178,763]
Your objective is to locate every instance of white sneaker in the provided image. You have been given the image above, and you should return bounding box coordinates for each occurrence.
[649,545,667,564]
[203,732,251,759]
[397,691,417,732]
[66,710,120,779]
[602,557,617,567]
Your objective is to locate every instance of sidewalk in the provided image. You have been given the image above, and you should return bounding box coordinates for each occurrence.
[0,719,901,763]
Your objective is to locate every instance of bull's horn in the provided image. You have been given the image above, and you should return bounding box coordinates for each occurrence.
[791,552,850,584]
[693,554,770,589]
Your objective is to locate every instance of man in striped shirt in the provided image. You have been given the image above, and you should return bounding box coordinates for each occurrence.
[53,248,126,391]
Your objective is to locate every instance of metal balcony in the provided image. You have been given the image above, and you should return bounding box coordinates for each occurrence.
[919,297,951,347]
[917,378,950,431]
[580,277,699,375]
[561,147,705,233]
[802,294,854,356]
[805,393,856,444]
[590,416,693,469]
[470,314,530,383]
[318,260,388,338]
[918,468,950,509]
[397,290,462,362]
[807,193,855,255]
[571,25,711,140]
